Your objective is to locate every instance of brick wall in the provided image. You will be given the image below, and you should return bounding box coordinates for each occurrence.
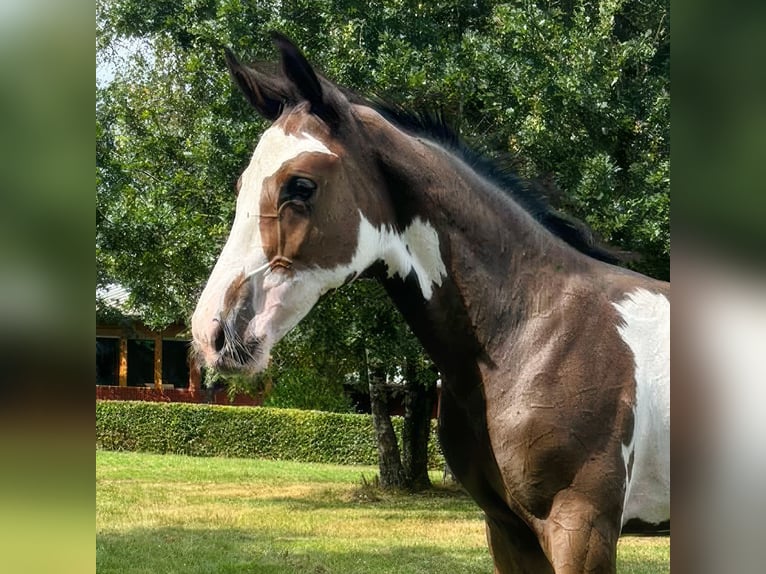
[95,385,263,406]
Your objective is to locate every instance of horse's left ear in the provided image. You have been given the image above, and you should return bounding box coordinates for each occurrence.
[224,48,285,120]
[270,32,340,125]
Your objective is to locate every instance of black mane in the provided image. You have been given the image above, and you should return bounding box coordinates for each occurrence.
[368,101,624,265]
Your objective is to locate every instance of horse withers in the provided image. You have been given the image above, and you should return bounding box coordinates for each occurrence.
[191,33,669,574]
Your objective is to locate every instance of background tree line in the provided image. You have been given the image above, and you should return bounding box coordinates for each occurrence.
[97,0,669,489]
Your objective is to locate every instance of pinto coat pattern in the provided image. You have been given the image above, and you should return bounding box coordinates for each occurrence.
[191,33,669,573]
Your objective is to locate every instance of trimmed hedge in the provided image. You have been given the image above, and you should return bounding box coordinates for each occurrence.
[96,400,444,469]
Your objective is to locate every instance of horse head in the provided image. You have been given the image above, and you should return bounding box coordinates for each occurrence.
[192,34,412,373]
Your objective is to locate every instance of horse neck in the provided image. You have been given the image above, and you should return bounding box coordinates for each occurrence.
[373,134,593,370]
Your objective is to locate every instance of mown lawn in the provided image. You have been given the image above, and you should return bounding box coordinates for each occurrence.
[96,451,669,573]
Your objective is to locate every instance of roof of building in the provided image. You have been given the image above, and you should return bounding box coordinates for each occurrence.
[97,283,134,313]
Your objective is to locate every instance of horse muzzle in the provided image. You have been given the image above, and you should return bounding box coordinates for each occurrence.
[193,315,267,374]
[192,270,269,374]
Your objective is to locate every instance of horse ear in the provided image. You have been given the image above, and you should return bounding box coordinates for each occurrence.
[269,32,340,125]
[224,47,283,120]
[270,33,322,104]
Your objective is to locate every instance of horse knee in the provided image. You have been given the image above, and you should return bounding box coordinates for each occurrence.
[542,491,620,574]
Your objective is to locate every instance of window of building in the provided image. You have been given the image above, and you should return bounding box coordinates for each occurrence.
[162,340,190,388]
[127,339,155,387]
[96,337,119,386]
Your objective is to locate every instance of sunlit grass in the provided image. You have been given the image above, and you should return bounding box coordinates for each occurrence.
[97,450,668,573]
[617,535,670,573]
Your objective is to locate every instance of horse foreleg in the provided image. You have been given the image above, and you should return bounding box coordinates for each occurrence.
[485,514,554,574]
[540,488,620,574]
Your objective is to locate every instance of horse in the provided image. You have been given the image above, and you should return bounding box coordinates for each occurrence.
[191,33,669,573]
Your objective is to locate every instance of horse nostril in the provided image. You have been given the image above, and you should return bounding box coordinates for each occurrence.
[212,321,226,353]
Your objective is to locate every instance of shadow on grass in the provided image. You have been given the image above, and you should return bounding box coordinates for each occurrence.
[246,481,483,517]
[248,495,486,528]
[96,526,491,574]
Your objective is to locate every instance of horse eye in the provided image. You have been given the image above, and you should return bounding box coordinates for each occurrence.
[281,176,317,204]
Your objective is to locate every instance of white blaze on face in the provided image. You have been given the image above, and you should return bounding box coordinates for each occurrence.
[217,126,335,277]
[612,288,670,526]
[191,126,336,367]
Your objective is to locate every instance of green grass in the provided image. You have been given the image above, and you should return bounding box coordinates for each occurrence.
[96,450,669,573]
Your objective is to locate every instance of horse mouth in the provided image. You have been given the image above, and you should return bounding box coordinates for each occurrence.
[192,334,267,375]
[217,336,266,373]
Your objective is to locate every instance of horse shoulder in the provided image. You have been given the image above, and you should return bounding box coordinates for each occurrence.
[483,276,669,522]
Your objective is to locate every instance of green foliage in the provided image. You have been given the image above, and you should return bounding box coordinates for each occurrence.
[235,280,434,411]
[96,400,444,468]
[263,364,354,413]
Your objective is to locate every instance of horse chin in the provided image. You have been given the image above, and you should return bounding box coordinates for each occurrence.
[213,347,270,376]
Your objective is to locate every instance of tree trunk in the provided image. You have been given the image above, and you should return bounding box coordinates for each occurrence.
[401,360,435,492]
[367,358,404,489]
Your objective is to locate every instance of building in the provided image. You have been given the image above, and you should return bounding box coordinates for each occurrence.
[96,284,261,406]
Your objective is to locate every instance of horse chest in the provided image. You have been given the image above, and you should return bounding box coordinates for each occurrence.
[437,380,519,516]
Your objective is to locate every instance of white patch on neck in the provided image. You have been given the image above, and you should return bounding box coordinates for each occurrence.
[612,288,670,526]
[373,217,447,300]
[281,213,447,301]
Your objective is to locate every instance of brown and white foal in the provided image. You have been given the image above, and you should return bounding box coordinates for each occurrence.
[191,34,669,574]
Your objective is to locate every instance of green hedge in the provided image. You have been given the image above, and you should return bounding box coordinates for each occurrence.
[96,400,444,469]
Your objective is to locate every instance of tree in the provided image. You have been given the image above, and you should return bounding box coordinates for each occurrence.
[98,2,669,313]
[97,39,248,328]
[401,355,439,491]
[345,282,437,491]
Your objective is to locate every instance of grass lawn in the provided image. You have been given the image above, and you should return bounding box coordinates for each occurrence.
[96,450,669,573]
